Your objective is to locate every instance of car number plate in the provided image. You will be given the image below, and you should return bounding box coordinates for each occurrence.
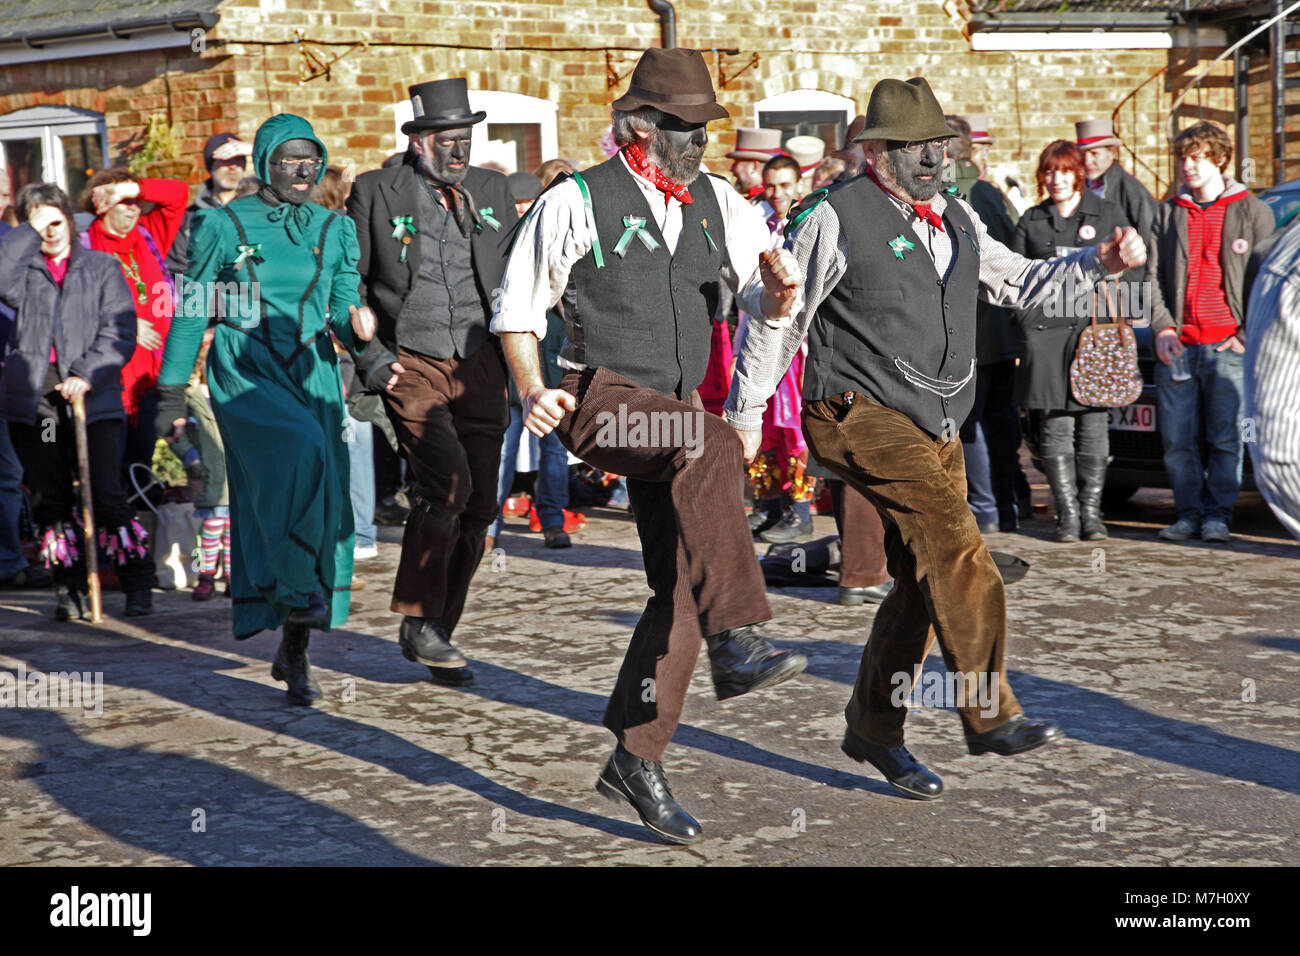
[1109,403,1156,432]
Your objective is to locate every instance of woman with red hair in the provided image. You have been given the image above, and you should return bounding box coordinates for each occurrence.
[1010,140,1133,543]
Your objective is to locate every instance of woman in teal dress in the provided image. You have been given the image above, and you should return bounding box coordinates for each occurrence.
[157,113,376,705]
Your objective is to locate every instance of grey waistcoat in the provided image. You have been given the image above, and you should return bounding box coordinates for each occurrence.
[805,177,981,437]
[559,158,726,398]
[397,179,487,360]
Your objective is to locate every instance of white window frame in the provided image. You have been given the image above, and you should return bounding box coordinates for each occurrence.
[0,105,108,193]
[753,89,856,129]
[392,91,558,172]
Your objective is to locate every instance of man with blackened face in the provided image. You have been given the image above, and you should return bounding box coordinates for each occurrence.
[345,77,518,691]
[729,76,1150,804]
[493,47,809,845]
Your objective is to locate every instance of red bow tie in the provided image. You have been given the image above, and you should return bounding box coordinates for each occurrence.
[623,143,694,207]
[865,164,945,232]
[1087,178,1105,190]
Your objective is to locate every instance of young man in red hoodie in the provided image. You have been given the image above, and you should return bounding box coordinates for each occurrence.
[1148,122,1274,543]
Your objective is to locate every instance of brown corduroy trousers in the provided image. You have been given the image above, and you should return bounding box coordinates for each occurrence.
[803,392,1022,746]
[828,480,890,589]
[382,344,508,630]
[555,366,772,761]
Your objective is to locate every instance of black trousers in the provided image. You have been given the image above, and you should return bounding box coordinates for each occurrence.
[9,366,154,592]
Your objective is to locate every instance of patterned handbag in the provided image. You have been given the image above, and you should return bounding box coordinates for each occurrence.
[1069,280,1143,408]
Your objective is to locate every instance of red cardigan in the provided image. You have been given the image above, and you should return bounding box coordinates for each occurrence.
[86,178,188,422]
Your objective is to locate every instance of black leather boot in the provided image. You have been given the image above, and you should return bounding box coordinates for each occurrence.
[596,744,701,844]
[271,622,322,706]
[1039,455,1081,543]
[1075,455,1109,541]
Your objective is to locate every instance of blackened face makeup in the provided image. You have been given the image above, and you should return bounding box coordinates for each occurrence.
[881,138,947,202]
[648,114,708,186]
[267,139,321,205]
[415,127,473,186]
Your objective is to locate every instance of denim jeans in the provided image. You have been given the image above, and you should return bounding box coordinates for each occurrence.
[1155,341,1246,525]
[487,405,569,539]
[344,413,376,548]
[0,421,29,578]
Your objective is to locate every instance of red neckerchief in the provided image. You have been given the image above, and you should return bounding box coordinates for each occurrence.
[745,184,765,201]
[864,162,945,232]
[622,143,693,207]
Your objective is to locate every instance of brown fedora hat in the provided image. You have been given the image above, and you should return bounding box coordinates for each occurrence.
[612,48,729,125]
[855,77,955,143]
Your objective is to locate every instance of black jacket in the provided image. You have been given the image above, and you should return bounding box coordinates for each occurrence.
[1009,190,1131,411]
[0,224,137,425]
[1100,160,1156,278]
[346,158,516,389]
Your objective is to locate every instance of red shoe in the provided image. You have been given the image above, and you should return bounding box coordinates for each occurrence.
[192,573,216,601]
[503,494,532,517]
[529,507,586,533]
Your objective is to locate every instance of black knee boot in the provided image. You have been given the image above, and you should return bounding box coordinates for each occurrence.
[1040,455,1081,543]
[1076,455,1110,541]
[272,622,322,706]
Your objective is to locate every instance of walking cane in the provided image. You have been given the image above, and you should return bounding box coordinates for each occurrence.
[71,394,103,623]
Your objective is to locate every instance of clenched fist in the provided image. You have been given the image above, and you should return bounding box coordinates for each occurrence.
[1098,226,1147,274]
[349,304,377,342]
[759,248,802,327]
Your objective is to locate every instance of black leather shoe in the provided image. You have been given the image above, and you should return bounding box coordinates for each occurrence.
[841,728,943,800]
[966,714,1064,756]
[271,623,321,706]
[286,590,329,626]
[427,664,475,686]
[706,625,808,701]
[760,510,813,544]
[749,506,779,536]
[399,616,467,668]
[123,588,153,617]
[596,745,701,845]
[838,580,894,605]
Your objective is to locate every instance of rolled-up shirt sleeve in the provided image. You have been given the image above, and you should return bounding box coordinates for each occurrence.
[963,195,1110,310]
[726,201,845,430]
[491,178,591,339]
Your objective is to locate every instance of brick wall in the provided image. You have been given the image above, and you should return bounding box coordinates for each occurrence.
[2,0,1296,201]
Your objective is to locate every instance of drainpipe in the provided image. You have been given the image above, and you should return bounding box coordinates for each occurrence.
[647,0,677,49]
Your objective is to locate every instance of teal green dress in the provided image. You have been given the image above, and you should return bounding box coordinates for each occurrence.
[159,190,365,639]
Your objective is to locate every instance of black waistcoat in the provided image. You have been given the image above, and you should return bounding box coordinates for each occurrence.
[806,177,981,437]
[560,157,726,398]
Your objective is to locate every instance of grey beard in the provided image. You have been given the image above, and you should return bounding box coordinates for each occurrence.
[649,134,703,186]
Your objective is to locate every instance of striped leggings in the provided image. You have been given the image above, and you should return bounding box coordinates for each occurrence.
[197,516,231,577]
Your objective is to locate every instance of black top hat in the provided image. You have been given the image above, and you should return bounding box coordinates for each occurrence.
[401,78,487,135]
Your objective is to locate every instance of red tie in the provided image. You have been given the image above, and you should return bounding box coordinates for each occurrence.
[622,142,694,207]
[865,164,946,233]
